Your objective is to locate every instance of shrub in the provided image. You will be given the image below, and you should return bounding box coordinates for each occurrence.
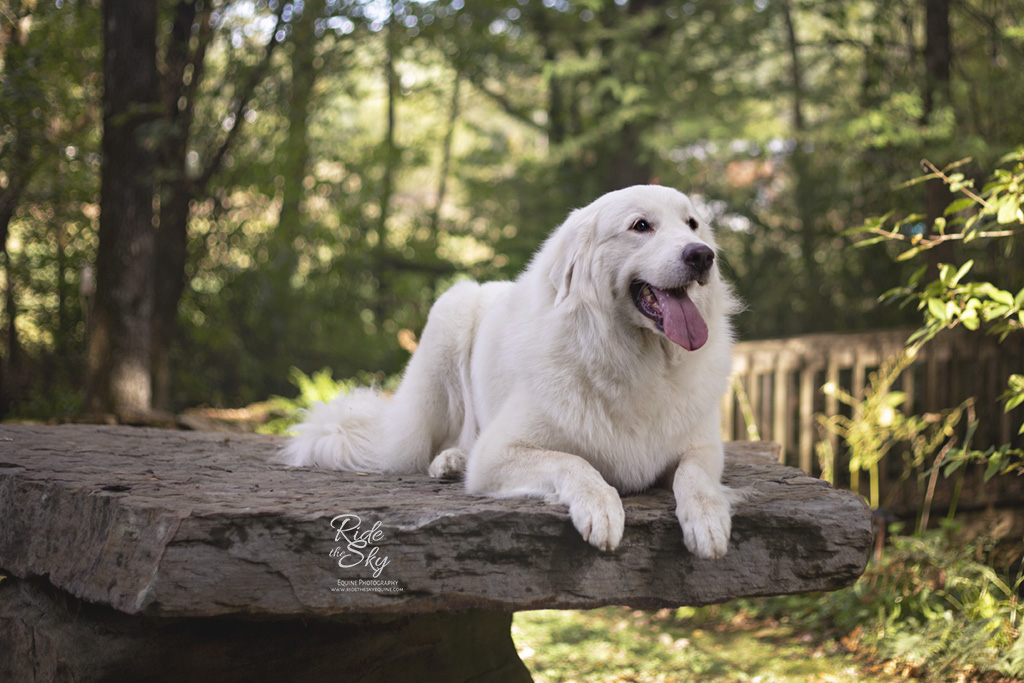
[257,366,398,435]
[743,523,1023,681]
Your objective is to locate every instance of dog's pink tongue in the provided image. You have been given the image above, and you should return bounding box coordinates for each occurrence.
[651,286,708,351]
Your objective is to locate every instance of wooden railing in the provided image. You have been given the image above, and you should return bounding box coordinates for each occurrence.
[722,328,1024,476]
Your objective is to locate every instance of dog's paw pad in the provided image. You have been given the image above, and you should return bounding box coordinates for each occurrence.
[428,448,466,479]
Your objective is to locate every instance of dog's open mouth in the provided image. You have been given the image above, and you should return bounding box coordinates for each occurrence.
[630,280,708,351]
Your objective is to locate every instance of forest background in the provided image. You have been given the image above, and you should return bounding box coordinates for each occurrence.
[3,0,1022,419]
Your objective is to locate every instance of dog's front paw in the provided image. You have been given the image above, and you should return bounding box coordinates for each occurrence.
[676,488,732,559]
[428,448,466,479]
[565,480,625,552]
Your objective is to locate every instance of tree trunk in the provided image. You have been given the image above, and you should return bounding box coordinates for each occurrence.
[151,1,210,411]
[603,122,652,192]
[596,0,661,193]
[0,248,19,417]
[274,0,320,278]
[379,13,400,248]
[151,181,190,411]
[86,0,160,415]
[372,13,401,332]
[780,0,825,323]
[922,0,953,278]
[430,74,460,235]
[0,1,37,417]
[150,2,281,410]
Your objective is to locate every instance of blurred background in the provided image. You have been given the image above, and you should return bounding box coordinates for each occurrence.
[3,0,1021,417]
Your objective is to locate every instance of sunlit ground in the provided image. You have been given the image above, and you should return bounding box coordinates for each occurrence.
[512,606,902,683]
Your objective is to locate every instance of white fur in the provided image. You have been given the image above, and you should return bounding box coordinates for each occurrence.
[278,185,741,558]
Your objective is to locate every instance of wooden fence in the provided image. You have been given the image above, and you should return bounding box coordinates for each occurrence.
[722,328,1024,483]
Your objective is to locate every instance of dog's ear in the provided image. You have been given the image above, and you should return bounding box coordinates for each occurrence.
[542,205,596,308]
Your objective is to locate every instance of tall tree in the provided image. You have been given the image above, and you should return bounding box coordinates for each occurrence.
[922,0,954,278]
[1,0,102,418]
[86,0,160,415]
[151,0,213,411]
[779,0,828,319]
[150,0,285,410]
[0,0,37,415]
[275,0,321,274]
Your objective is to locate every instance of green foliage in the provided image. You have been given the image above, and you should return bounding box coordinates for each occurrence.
[817,348,1023,530]
[816,352,968,511]
[5,1,1024,415]
[0,1,102,416]
[515,525,1023,682]
[257,366,397,435]
[822,150,1024,525]
[854,150,1024,431]
[746,525,1024,681]
[512,605,903,683]
[259,366,344,435]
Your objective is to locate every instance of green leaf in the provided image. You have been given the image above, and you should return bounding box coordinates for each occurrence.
[996,196,1023,224]
[984,455,1005,482]
[944,197,975,215]
[927,297,948,322]
[1005,376,1024,411]
[852,235,890,248]
[908,266,928,288]
[846,211,894,235]
[945,457,967,477]
[987,304,1012,319]
[998,148,1024,165]
[964,213,981,235]
[883,391,908,407]
[897,246,925,262]
[990,288,1015,306]
[962,418,980,448]
[949,260,973,287]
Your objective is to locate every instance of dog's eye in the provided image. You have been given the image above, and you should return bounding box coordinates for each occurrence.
[630,218,653,233]
[687,217,699,231]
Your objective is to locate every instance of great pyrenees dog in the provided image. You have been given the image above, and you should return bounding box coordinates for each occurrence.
[280,185,741,559]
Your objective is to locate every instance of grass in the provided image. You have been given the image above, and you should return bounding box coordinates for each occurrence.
[511,524,1024,683]
[512,605,903,683]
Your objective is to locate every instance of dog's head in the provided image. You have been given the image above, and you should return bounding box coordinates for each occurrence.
[538,185,733,351]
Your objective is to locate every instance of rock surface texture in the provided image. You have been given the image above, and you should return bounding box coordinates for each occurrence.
[0,424,873,682]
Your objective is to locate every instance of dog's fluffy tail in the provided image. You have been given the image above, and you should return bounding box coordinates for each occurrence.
[276,388,395,472]
[275,281,494,474]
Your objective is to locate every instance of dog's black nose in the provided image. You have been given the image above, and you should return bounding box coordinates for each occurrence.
[682,243,714,275]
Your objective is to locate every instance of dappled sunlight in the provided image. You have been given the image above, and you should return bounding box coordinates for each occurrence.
[512,606,905,683]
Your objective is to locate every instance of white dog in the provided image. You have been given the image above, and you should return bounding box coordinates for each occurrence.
[279,185,741,559]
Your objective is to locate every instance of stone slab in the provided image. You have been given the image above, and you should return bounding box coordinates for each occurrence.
[0,424,872,618]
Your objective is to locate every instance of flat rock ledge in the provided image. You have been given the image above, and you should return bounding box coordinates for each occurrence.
[0,425,873,682]
[0,424,871,618]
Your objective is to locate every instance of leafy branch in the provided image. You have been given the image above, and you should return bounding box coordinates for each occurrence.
[847,148,1024,434]
[848,151,1024,260]
[816,350,968,512]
